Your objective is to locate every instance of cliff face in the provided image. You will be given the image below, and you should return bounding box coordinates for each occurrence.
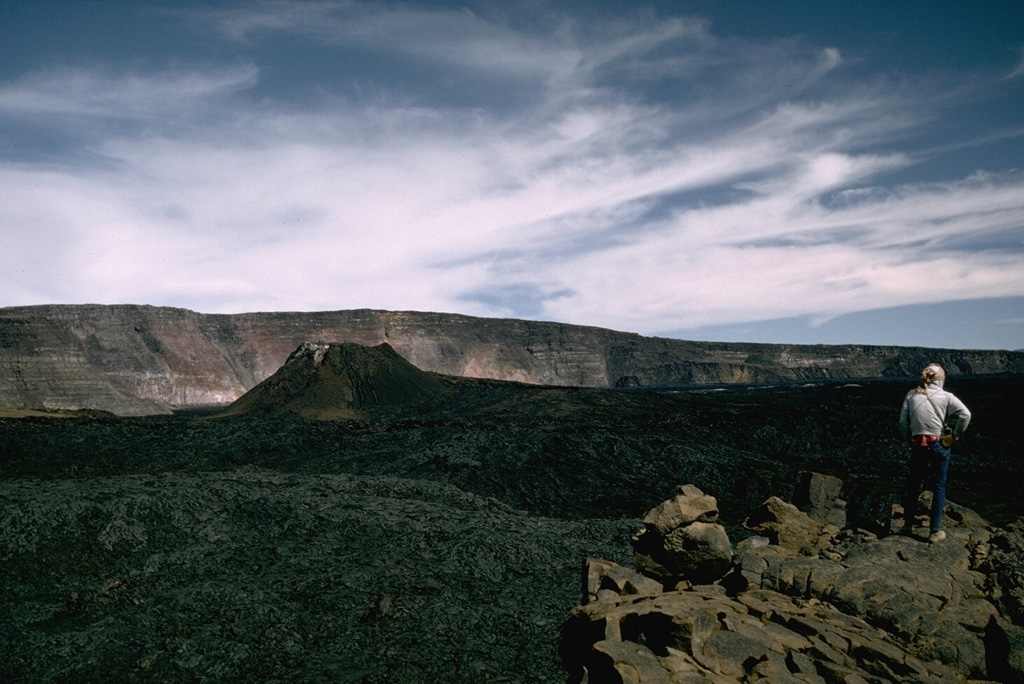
[2,304,1022,415]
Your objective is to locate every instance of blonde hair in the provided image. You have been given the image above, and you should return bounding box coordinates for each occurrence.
[915,363,945,393]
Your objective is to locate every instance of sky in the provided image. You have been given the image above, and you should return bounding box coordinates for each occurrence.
[1,0,1022,350]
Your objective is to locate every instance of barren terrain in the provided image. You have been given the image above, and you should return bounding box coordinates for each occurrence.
[1,375,1020,682]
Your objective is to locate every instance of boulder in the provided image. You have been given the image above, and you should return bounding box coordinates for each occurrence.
[791,471,846,528]
[661,522,733,583]
[744,496,823,553]
[643,486,720,536]
[632,485,732,585]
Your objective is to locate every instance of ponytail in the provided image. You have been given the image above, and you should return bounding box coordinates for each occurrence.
[914,363,945,394]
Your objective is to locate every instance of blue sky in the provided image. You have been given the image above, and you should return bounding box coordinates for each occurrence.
[1,0,1022,350]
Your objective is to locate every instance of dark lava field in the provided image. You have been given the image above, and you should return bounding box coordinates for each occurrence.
[1,375,1021,683]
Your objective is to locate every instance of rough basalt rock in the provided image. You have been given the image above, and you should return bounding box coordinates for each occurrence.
[632,485,733,586]
[642,484,721,536]
[979,520,1024,626]
[792,471,847,529]
[562,580,963,684]
[565,475,1024,683]
[3,304,1023,414]
[744,496,828,554]
[583,557,664,604]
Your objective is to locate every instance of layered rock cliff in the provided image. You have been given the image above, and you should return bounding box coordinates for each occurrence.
[2,304,1022,415]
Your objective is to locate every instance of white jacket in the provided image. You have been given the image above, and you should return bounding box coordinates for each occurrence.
[899,379,971,439]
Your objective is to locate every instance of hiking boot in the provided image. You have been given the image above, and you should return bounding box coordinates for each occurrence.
[928,530,946,543]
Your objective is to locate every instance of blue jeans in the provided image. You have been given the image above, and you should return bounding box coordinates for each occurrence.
[902,440,951,532]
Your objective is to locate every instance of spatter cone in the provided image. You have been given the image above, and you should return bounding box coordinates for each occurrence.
[221,342,450,419]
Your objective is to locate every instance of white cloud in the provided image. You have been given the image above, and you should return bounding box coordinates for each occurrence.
[1004,46,1024,80]
[0,2,1021,341]
[0,64,258,119]
[196,1,583,86]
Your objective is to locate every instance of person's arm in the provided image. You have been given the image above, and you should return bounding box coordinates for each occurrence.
[899,394,912,439]
[946,395,971,438]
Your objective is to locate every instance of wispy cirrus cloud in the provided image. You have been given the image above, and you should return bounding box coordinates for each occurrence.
[1004,45,1024,80]
[0,63,258,119]
[0,1,1020,347]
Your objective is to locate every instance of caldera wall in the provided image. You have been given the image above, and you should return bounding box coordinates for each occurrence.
[2,304,1022,414]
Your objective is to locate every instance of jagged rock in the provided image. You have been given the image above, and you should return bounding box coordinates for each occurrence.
[741,503,1015,679]
[792,471,847,529]
[643,486,720,536]
[754,548,843,598]
[893,492,995,541]
[741,501,1009,678]
[583,557,663,604]
[979,520,1024,625]
[562,581,962,684]
[632,486,733,585]
[663,523,733,581]
[566,473,1024,683]
[744,496,824,553]
[589,639,678,684]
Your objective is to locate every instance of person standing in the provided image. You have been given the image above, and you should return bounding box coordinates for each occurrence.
[898,363,971,542]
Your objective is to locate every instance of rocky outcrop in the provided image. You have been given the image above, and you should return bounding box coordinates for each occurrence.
[562,583,966,683]
[2,304,1023,414]
[563,473,1024,683]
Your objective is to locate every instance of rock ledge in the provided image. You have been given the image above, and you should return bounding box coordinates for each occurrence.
[562,473,1024,683]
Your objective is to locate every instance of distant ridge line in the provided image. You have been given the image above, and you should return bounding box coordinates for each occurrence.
[1,304,1022,415]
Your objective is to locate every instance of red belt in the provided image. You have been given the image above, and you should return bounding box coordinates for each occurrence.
[909,434,939,447]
